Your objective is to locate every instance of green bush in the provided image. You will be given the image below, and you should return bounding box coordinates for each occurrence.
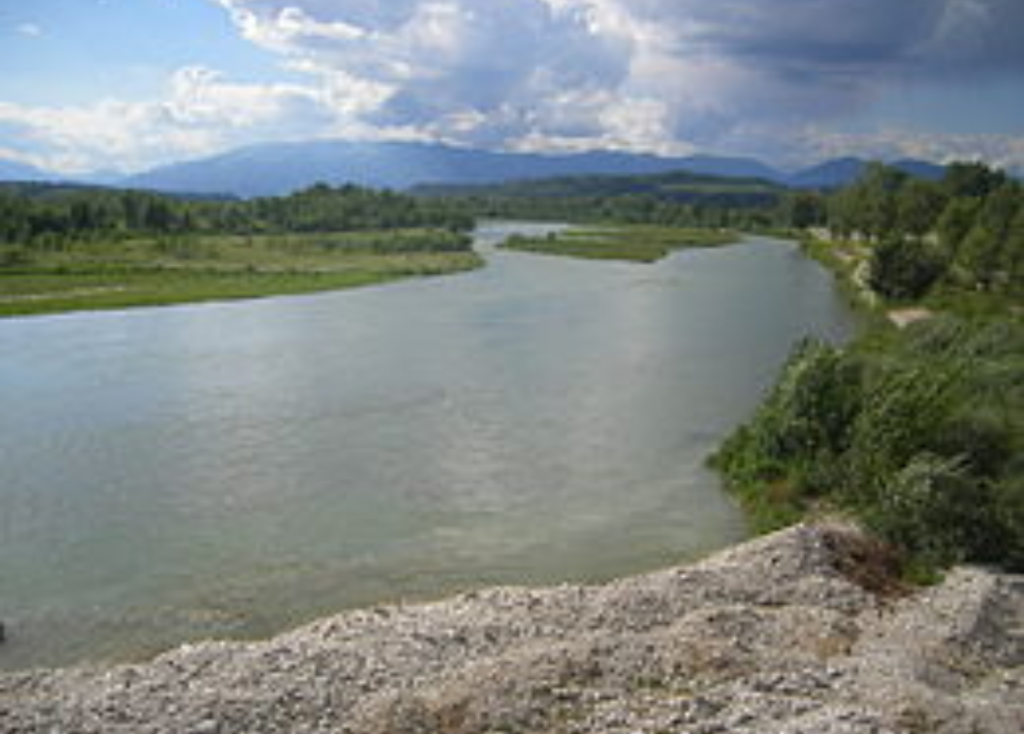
[864,454,997,567]
[868,236,947,300]
[713,316,1023,573]
[711,339,862,503]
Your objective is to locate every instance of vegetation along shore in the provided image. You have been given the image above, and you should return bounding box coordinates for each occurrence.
[0,161,1020,734]
[713,162,1023,579]
[0,183,478,317]
[498,224,737,262]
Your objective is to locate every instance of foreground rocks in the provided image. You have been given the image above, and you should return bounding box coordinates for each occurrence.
[1,523,1021,734]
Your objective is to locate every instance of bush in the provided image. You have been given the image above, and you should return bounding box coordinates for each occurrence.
[843,363,960,502]
[865,454,996,567]
[868,236,947,300]
[993,472,1024,571]
[713,316,1023,573]
[712,339,862,507]
[0,246,33,268]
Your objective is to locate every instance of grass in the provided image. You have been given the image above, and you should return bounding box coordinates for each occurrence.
[0,230,482,317]
[498,225,739,263]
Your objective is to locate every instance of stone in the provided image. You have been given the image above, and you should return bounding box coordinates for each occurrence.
[0,523,1020,734]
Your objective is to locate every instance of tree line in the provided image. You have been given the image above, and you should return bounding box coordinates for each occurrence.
[776,162,1023,300]
[0,182,473,251]
[714,162,1023,574]
[423,160,1022,302]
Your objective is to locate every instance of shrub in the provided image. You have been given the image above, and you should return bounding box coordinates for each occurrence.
[864,454,996,567]
[868,236,946,300]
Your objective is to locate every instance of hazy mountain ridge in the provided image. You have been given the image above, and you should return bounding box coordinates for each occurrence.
[2,143,950,197]
[120,141,786,197]
[788,156,946,188]
[0,158,52,182]
[412,169,785,209]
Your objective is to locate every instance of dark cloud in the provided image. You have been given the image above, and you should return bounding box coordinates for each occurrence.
[6,0,1022,173]
[645,0,1024,79]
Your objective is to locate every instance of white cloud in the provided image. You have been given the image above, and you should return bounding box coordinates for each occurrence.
[801,128,1024,171]
[5,0,1024,173]
[16,23,43,38]
[203,0,1024,164]
[0,67,349,173]
[211,0,636,150]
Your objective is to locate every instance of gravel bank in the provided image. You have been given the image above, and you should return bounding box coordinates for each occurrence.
[2,523,1021,734]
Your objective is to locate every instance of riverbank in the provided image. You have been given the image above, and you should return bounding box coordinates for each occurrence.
[498,225,738,262]
[714,229,1023,575]
[2,523,1020,734]
[0,230,481,318]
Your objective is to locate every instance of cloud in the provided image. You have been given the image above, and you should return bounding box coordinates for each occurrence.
[16,23,43,38]
[0,68,342,173]
[4,0,1024,172]
[802,128,1024,171]
[203,0,1024,165]
[212,0,632,147]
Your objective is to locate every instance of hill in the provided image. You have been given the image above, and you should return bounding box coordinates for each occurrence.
[414,169,784,208]
[121,140,788,196]
[5,142,952,198]
[789,157,945,188]
[0,158,54,182]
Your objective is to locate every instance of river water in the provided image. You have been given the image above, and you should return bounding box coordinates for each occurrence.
[0,223,855,669]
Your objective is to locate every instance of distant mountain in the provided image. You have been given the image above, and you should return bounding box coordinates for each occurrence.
[0,157,53,182]
[119,139,954,197]
[0,158,125,186]
[415,169,783,209]
[890,158,946,182]
[673,154,784,182]
[786,157,867,189]
[122,140,789,197]
[787,157,945,189]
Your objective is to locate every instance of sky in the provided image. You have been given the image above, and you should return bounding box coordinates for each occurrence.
[1,0,1023,175]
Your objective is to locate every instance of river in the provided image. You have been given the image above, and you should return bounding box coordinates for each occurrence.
[0,223,855,669]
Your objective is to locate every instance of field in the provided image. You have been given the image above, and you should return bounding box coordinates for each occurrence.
[0,230,482,317]
[498,225,738,263]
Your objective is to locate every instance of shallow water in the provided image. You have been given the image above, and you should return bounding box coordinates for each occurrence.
[0,223,855,669]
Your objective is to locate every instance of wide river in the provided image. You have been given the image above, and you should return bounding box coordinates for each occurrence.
[0,223,855,670]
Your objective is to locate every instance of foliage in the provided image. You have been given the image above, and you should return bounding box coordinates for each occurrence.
[0,247,482,318]
[0,180,479,317]
[830,165,1021,301]
[415,171,784,230]
[868,236,947,300]
[713,316,1024,572]
[499,226,736,263]
[0,182,473,250]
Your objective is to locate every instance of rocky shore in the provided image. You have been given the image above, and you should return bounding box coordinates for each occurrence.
[2,523,1021,734]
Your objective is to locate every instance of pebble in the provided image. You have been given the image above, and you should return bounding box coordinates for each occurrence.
[1,523,1020,734]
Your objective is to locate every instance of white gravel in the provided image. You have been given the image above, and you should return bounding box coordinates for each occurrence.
[1,523,1021,734]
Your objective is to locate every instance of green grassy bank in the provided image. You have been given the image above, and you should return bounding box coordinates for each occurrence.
[0,230,482,318]
[498,225,738,263]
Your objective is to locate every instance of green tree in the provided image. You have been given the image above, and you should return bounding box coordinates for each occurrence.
[935,198,980,260]
[943,162,1007,199]
[896,180,946,238]
[868,236,946,299]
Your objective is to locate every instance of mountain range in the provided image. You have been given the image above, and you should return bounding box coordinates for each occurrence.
[0,140,947,197]
[0,158,52,182]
